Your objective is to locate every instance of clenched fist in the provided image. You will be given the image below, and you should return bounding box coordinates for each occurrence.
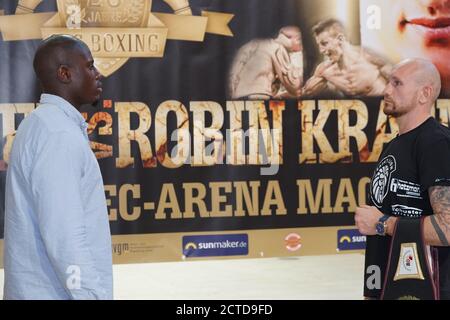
[355,205,384,235]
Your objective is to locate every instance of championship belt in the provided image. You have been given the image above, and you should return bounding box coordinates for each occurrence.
[381,218,440,300]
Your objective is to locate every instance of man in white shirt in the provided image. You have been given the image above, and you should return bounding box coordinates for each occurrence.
[3,35,113,299]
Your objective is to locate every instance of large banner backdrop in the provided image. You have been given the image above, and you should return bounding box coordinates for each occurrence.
[1,0,450,264]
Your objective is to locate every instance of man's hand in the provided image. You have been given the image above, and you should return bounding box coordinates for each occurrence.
[355,205,384,235]
[301,61,332,97]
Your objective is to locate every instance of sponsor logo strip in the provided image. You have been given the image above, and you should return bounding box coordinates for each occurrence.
[337,229,366,251]
[182,234,248,258]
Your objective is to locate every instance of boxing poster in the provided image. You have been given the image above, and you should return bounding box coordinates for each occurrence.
[1,0,449,264]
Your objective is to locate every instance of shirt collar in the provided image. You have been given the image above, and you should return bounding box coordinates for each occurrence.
[39,93,88,132]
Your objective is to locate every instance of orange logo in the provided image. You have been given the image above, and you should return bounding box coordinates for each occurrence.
[284,233,301,252]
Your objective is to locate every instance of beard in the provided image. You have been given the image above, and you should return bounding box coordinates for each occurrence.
[383,101,401,117]
[384,91,417,117]
[383,100,411,118]
[91,91,101,107]
[383,101,396,116]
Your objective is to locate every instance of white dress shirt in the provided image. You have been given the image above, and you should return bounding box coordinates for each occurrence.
[3,94,113,299]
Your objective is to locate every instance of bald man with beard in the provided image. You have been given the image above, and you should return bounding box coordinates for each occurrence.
[3,35,113,299]
[355,59,450,299]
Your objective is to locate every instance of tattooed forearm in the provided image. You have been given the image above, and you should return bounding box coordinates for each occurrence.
[428,186,450,246]
[430,215,449,246]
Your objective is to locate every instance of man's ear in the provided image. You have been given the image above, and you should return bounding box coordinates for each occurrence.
[57,65,71,84]
[337,33,345,43]
[418,86,432,104]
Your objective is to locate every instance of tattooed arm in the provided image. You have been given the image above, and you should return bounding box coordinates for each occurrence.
[384,186,450,246]
[423,186,450,246]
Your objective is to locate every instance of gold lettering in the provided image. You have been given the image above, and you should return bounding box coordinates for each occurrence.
[299,100,340,163]
[149,34,159,52]
[116,102,155,168]
[191,101,224,166]
[298,100,315,163]
[136,33,145,52]
[105,185,117,221]
[234,181,260,216]
[156,183,181,220]
[118,184,141,221]
[91,34,101,52]
[155,100,189,168]
[226,101,245,165]
[247,101,284,165]
[104,33,114,52]
[117,33,126,51]
[87,112,113,135]
[333,178,357,213]
[61,31,167,58]
[336,100,369,163]
[0,103,35,163]
[365,101,398,162]
[182,183,209,218]
[297,179,333,214]
[0,103,34,138]
[261,180,286,215]
[210,182,232,217]
[297,178,369,214]
[358,177,371,206]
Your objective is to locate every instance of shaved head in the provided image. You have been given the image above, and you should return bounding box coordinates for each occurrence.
[279,26,301,38]
[32,34,102,109]
[384,58,441,122]
[393,58,441,103]
[33,35,88,91]
[277,25,302,52]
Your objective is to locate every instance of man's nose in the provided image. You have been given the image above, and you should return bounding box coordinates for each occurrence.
[383,84,392,97]
[95,67,102,80]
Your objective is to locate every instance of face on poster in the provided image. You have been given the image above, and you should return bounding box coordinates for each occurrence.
[361,0,450,95]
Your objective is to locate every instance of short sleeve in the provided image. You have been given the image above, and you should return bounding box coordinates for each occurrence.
[418,137,450,189]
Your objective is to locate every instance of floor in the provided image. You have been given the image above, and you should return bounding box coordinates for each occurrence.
[0,253,365,300]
